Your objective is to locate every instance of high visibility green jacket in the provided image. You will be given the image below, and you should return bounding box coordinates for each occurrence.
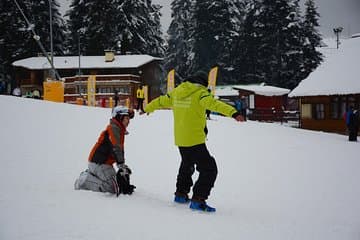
[145,81,237,147]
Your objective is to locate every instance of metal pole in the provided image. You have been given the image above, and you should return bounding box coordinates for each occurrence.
[13,0,61,80]
[49,0,54,79]
[78,31,81,76]
[333,27,343,50]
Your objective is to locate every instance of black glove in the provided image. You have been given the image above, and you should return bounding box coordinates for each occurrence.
[116,167,136,195]
[117,163,132,176]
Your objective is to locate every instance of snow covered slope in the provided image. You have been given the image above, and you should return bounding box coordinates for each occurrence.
[0,95,359,240]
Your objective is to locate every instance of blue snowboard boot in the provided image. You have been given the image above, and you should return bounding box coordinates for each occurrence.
[174,192,190,204]
[190,200,216,212]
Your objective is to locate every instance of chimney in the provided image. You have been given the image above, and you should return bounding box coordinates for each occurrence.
[104,50,115,62]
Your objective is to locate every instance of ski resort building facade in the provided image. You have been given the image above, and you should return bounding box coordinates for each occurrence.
[12,51,163,107]
[289,36,360,134]
[216,84,296,122]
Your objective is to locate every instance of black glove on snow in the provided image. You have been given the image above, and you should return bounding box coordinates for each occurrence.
[116,169,136,195]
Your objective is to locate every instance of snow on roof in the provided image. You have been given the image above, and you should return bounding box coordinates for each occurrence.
[351,33,360,38]
[12,54,163,70]
[233,84,290,96]
[215,84,290,97]
[289,37,360,97]
[215,86,239,96]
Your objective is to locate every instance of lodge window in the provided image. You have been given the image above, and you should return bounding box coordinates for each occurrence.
[313,104,325,120]
[98,87,112,93]
[330,97,344,119]
[117,86,129,94]
[348,96,356,109]
[79,86,86,94]
[330,97,339,119]
[330,96,351,119]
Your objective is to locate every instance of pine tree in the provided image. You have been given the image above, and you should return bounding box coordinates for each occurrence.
[65,0,87,55]
[23,0,66,56]
[278,0,306,89]
[190,0,242,85]
[234,0,265,84]
[66,0,164,56]
[0,0,65,80]
[302,0,323,79]
[0,0,28,77]
[147,2,165,57]
[165,0,195,79]
[67,0,120,55]
[249,0,306,89]
[117,0,164,56]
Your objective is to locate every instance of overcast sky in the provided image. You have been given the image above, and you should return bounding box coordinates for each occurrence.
[59,0,360,38]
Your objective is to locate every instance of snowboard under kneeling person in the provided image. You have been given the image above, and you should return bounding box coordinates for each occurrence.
[74,106,136,196]
[143,70,245,212]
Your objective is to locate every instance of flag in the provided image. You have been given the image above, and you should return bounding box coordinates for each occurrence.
[143,85,149,109]
[87,75,96,106]
[167,69,175,93]
[208,67,218,95]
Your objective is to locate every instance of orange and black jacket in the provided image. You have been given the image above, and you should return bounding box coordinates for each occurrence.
[88,118,126,166]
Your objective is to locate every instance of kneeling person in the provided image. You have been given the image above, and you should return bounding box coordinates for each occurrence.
[75,106,136,196]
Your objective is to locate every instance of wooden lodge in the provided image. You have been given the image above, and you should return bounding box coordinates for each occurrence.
[294,95,360,133]
[289,36,360,134]
[12,51,163,107]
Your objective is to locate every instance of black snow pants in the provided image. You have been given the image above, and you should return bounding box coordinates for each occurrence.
[176,143,218,200]
[348,125,358,141]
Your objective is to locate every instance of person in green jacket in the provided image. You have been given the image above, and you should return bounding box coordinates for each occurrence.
[143,70,244,212]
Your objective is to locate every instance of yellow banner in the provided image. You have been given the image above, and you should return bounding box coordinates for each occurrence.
[87,75,96,106]
[167,69,175,93]
[143,85,149,110]
[43,80,64,103]
[208,67,218,95]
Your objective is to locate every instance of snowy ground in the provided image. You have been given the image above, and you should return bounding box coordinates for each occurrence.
[0,95,359,240]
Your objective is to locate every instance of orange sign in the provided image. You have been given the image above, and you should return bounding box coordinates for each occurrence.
[43,80,64,102]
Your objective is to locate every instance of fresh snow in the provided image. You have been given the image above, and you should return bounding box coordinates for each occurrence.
[216,84,290,97]
[12,55,163,70]
[289,37,360,97]
[0,95,359,240]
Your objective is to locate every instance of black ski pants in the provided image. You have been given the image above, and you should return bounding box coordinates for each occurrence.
[136,98,144,112]
[176,143,218,200]
[348,125,358,141]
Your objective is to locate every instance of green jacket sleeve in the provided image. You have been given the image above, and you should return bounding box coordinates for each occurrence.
[145,93,173,113]
[199,92,237,117]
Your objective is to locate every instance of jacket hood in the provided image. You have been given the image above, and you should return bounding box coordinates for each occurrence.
[175,81,204,100]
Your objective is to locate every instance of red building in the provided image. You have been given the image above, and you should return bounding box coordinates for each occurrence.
[216,83,293,122]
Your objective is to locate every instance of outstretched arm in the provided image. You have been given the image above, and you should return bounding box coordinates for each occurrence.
[144,93,173,114]
[199,92,244,122]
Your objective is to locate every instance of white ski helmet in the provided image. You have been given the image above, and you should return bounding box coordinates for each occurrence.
[112,106,134,119]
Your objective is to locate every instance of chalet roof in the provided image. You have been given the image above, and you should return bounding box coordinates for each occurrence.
[216,84,290,97]
[289,37,360,97]
[215,86,239,97]
[12,54,163,70]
